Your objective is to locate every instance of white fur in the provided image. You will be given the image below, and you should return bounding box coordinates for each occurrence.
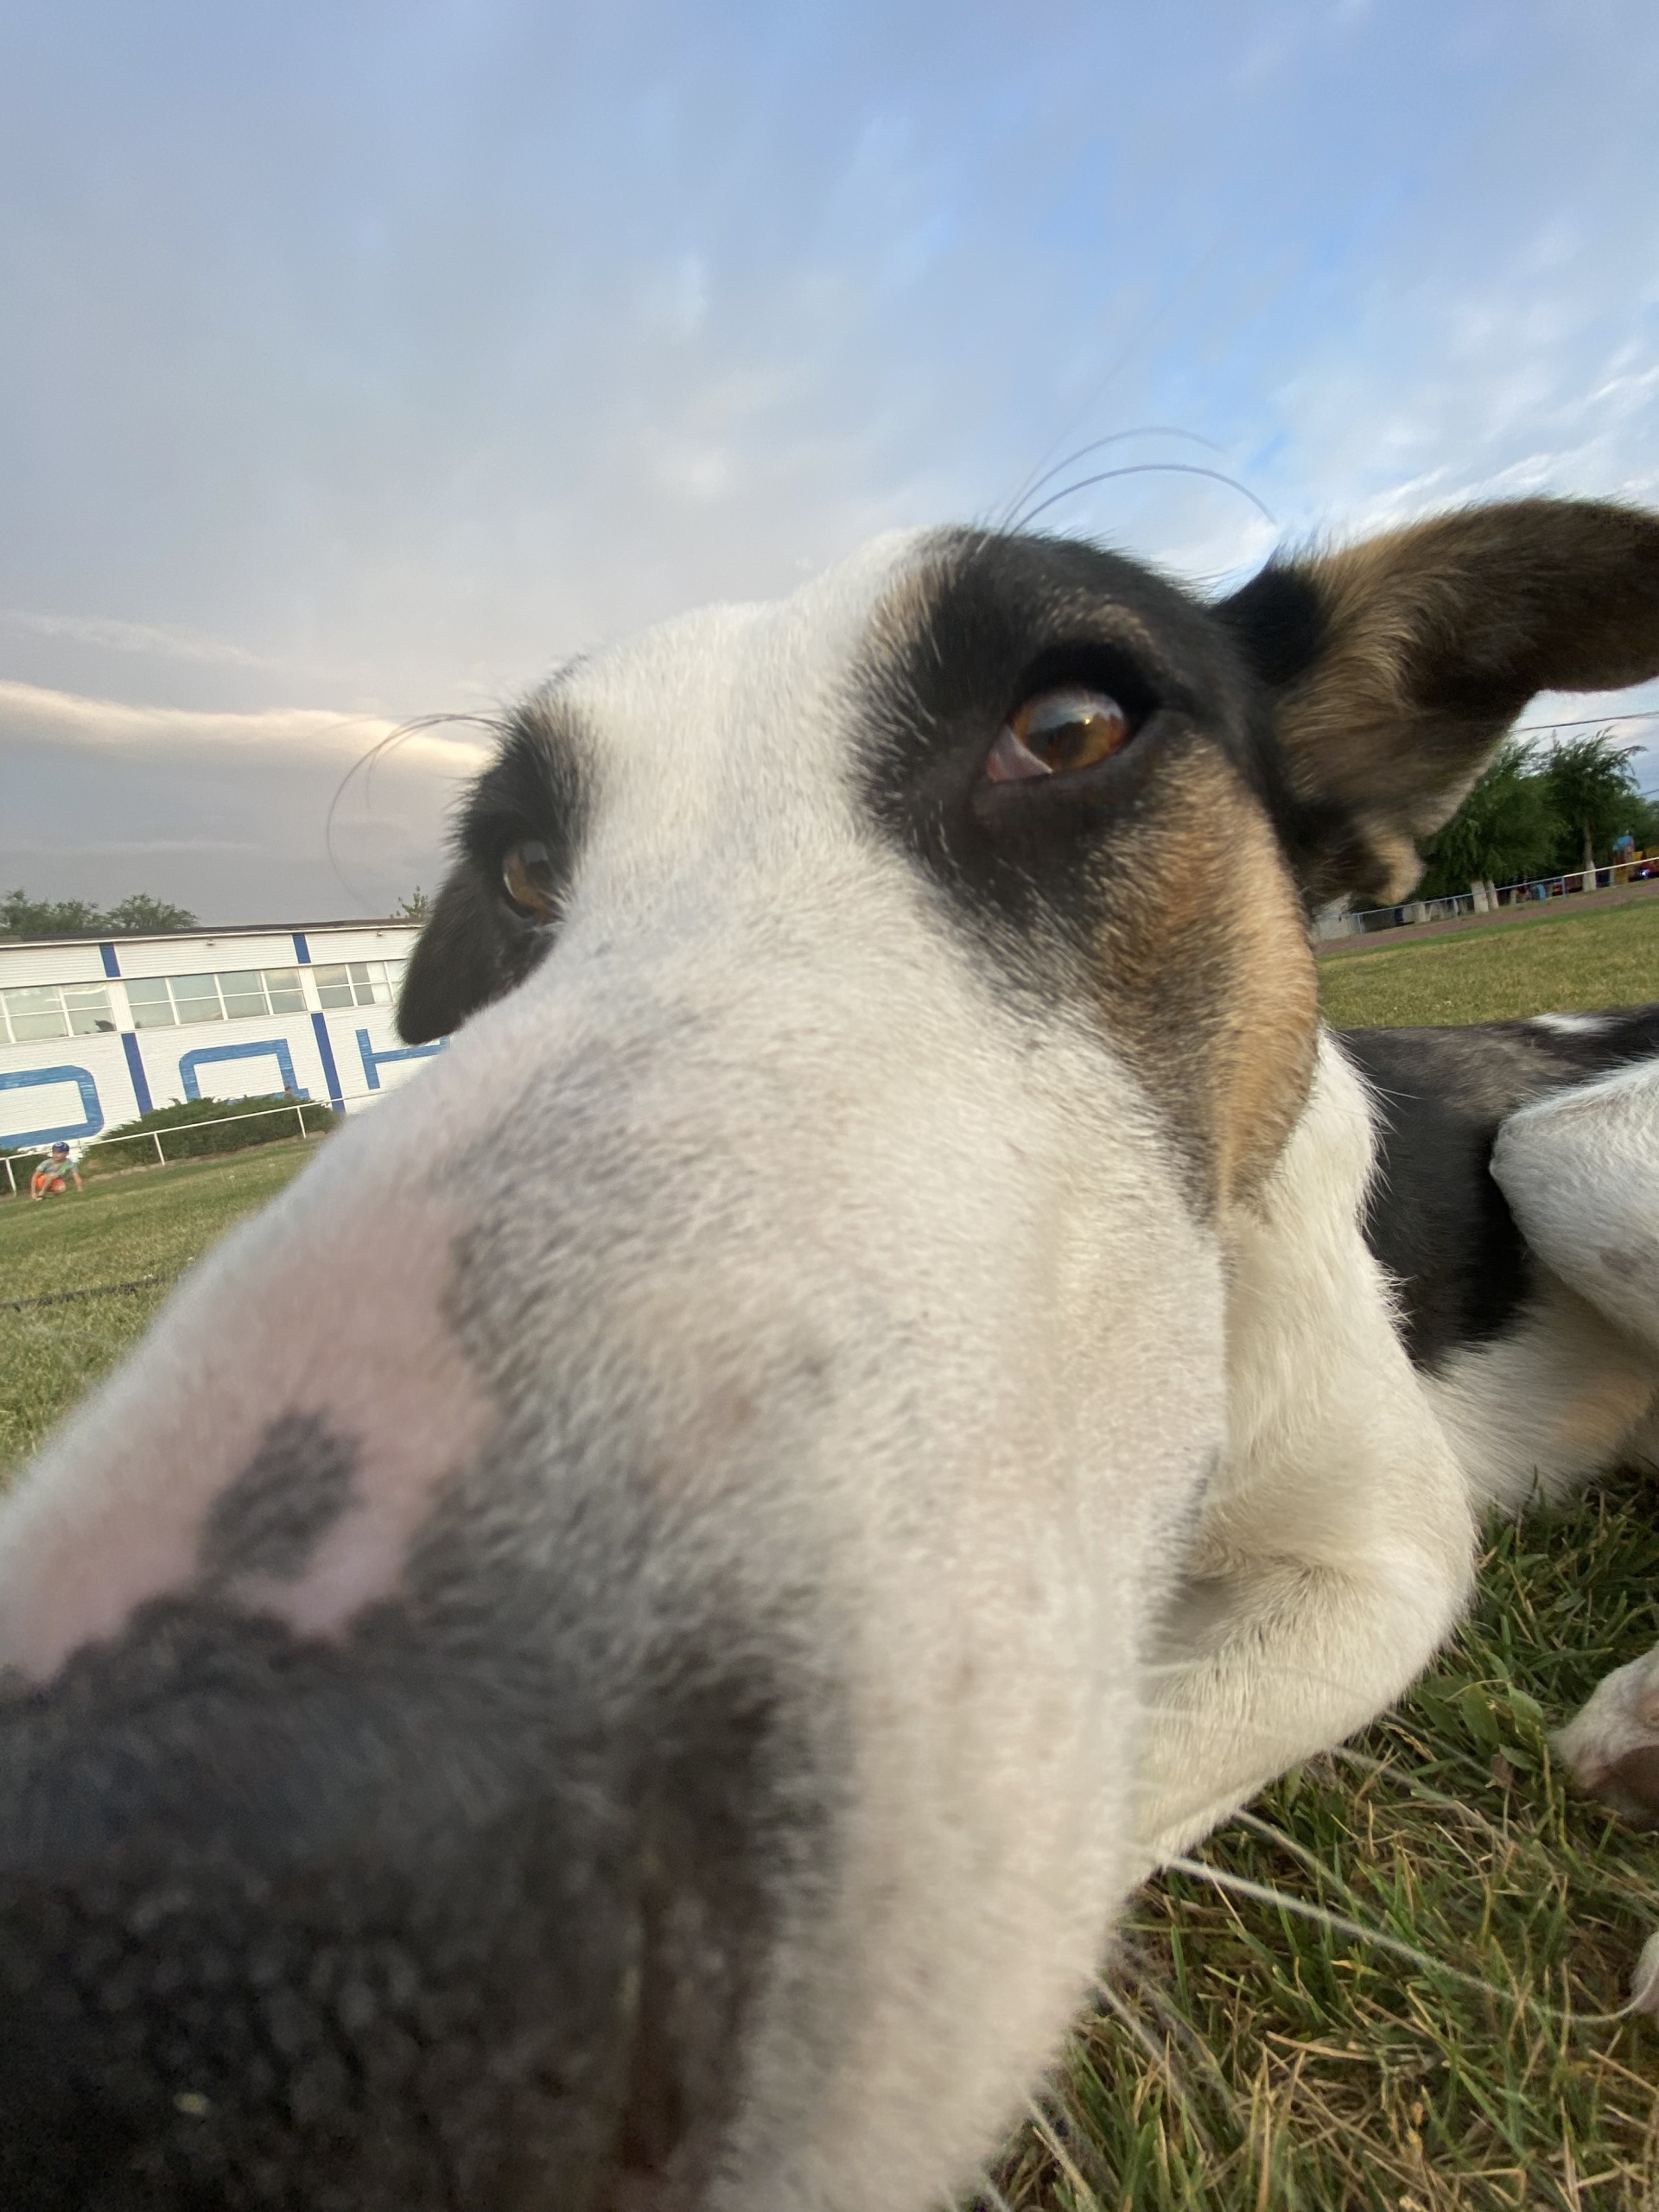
[1480,1060,1659,1796]
[1554,1647,1659,1790]
[1530,1012,1611,1037]
[1491,1058,1659,1364]
[1136,1035,1477,1862]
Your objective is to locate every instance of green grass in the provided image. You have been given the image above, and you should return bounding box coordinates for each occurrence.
[0,1142,316,1473]
[3,955,1658,2207]
[1319,896,1659,1029]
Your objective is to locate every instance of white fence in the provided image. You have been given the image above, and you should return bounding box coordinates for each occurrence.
[1319,861,1656,942]
[1,1100,328,1196]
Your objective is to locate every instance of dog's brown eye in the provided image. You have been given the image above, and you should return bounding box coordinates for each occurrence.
[501,839,560,922]
[983,686,1133,784]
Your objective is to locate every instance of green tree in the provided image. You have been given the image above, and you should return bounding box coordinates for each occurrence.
[102,893,198,932]
[1537,731,1646,880]
[1415,741,1560,899]
[0,887,199,939]
[1,889,107,938]
[395,887,432,922]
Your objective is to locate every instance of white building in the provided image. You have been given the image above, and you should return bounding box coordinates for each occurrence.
[0,918,438,1154]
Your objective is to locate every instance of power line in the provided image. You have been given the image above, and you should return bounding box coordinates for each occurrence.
[1512,709,1659,735]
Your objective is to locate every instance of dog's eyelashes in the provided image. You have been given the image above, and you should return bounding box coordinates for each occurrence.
[982,686,1134,785]
[501,838,561,922]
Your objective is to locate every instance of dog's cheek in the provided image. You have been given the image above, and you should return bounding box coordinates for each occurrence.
[1090,742,1319,1211]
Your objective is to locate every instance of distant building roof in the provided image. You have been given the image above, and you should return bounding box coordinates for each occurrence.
[0,918,418,953]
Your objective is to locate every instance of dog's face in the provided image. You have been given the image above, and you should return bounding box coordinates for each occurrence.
[2,503,1656,2209]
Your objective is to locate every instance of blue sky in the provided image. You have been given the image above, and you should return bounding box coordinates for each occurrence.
[5,0,1659,918]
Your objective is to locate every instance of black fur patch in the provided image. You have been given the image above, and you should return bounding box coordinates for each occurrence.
[853,528,1293,946]
[397,692,590,1045]
[0,1465,838,2206]
[1214,563,1329,690]
[1344,1006,1659,1370]
[200,1413,359,1585]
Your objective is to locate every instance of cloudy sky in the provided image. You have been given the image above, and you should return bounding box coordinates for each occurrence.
[5,0,1659,921]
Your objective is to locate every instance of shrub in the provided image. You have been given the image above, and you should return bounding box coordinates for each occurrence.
[87,1095,340,1173]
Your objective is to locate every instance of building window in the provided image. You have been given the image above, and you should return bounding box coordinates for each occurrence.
[124,968,308,1030]
[0,982,116,1043]
[219,967,307,1016]
[124,978,178,1028]
[169,974,224,1027]
[314,960,395,1009]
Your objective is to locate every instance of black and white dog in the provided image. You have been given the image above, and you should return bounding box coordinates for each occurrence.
[2,498,1658,2209]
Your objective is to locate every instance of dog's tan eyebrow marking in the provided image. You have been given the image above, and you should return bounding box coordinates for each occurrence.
[1081,741,1319,1212]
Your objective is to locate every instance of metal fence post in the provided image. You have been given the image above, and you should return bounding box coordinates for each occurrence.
[153,1131,166,1167]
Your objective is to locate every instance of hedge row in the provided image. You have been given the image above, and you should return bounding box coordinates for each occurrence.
[0,1094,340,1191]
[92,1096,340,1169]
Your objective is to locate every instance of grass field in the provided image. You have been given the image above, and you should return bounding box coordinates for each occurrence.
[0,1142,315,1472]
[3,931,1658,2209]
[1319,895,1659,1031]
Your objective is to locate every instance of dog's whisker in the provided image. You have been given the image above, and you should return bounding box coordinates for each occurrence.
[1085,1974,1232,2157]
[1164,1856,1647,2029]
[1014,460,1276,532]
[993,424,1221,534]
[1230,1804,1364,1877]
[324,709,503,908]
[1021,2096,1101,2207]
[1090,1972,1180,2082]
[989,234,1233,526]
[1137,1696,1386,1749]
[1141,1654,1390,1694]
[1106,1969,1242,2120]
[968,2174,1020,2212]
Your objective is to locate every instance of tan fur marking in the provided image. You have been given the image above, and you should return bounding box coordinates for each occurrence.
[1210,801,1322,1203]
[1091,741,1319,1209]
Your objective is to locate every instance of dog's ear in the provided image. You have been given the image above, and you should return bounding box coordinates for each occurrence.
[397,866,512,1044]
[1217,499,1659,904]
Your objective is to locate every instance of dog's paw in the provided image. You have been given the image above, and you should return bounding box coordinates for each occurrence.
[1554,1645,1659,1824]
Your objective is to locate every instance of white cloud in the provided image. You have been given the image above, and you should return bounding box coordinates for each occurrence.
[0,683,487,922]
[0,609,276,670]
[0,680,490,774]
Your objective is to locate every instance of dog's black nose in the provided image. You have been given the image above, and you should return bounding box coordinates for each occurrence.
[0,1567,797,2212]
[0,1592,648,2212]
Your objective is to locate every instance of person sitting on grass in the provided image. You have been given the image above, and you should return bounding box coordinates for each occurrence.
[30,1142,82,1200]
